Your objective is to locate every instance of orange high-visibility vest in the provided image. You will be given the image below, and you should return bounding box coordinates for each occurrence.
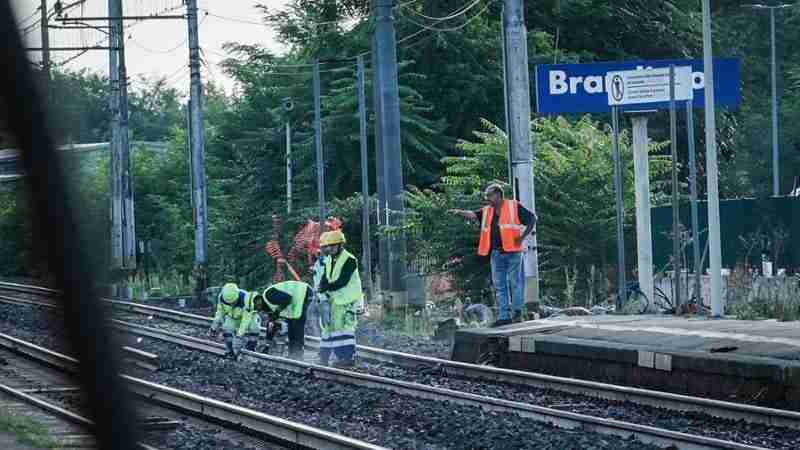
[478,199,525,256]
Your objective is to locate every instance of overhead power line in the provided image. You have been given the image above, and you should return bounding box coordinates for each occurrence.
[396,0,495,33]
[396,0,485,22]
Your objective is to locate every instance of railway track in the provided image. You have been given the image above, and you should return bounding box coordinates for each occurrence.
[104,296,800,430]
[0,336,164,450]
[0,289,387,450]
[3,281,799,449]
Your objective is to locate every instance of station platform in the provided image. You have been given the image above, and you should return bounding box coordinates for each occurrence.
[452,315,800,406]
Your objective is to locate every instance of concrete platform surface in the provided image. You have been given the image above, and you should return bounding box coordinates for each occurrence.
[452,315,800,405]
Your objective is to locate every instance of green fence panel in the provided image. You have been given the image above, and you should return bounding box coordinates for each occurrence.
[651,198,800,272]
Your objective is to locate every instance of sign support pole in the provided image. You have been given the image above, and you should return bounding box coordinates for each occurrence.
[631,113,654,309]
[687,101,702,310]
[669,65,682,310]
[702,0,723,317]
[611,105,626,311]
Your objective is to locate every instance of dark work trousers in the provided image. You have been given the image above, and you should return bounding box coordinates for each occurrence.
[287,290,311,359]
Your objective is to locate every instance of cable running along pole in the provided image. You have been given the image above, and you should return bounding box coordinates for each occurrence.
[357,55,375,302]
[313,59,326,227]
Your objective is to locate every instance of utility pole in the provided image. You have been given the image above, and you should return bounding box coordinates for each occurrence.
[286,121,292,214]
[108,0,123,275]
[357,55,375,301]
[187,0,208,297]
[503,0,540,305]
[372,36,389,292]
[770,7,779,196]
[282,97,294,214]
[313,59,326,226]
[39,0,50,98]
[116,0,135,273]
[373,0,407,303]
[702,0,723,317]
[742,4,795,196]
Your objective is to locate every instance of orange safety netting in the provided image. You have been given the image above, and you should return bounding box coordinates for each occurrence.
[266,215,342,283]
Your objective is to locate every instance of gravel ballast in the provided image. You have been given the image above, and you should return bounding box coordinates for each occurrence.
[4,302,800,449]
[0,303,661,449]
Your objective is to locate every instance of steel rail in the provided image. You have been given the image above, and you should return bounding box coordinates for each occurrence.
[0,363,159,450]
[4,283,800,432]
[99,297,800,431]
[0,330,386,450]
[109,319,772,450]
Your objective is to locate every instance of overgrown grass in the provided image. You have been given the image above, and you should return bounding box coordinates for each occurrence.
[0,412,60,449]
[379,307,437,337]
[727,273,800,321]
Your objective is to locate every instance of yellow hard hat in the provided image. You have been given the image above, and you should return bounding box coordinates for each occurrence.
[221,283,239,302]
[319,229,346,247]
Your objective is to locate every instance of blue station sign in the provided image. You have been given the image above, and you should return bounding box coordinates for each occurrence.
[534,58,741,114]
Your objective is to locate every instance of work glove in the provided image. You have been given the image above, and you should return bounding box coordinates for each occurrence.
[318,293,332,329]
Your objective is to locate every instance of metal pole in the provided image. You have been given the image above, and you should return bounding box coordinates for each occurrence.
[504,0,540,305]
[611,106,626,310]
[500,5,514,194]
[108,0,123,272]
[286,120,292,214]
[117,0,136,272]
[687,101,701,309]
[670,65,681,309]
[357,55,375,301]
[702,0,723,317]
[372,34,389,291]
[187,0,208,295]
[374,0,407,299]
[39,0,50,98]
[770,7,779,197]
[313,59,326,226]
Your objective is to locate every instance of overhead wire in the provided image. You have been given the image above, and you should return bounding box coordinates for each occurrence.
[395,0,495,33]
[396,0,485,22]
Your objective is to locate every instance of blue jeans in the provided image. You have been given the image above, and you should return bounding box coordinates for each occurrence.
[491,250,525,320]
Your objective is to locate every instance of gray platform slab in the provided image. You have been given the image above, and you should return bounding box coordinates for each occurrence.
[452,315,800,404]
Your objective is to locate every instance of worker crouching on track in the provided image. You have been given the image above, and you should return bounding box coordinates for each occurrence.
[317,229,362,368]
[208,282,262,359]
[261,280,312,360]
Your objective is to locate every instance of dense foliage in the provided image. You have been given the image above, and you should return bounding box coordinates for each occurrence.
[1,0,798,302]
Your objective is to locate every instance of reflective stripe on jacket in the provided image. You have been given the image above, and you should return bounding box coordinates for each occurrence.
[477,199,525,256]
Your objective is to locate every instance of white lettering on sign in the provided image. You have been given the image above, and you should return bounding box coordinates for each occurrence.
[548,67,706,96]
[550,70,568,94]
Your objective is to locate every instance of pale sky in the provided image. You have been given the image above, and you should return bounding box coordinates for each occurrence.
[12,0,289,94]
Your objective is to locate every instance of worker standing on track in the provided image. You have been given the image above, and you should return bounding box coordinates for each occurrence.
[448,183,536,327]
[261,280,312,360]
[317,229,362,368]
[208,282,262,359]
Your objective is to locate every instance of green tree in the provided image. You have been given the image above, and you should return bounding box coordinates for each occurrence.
[396,117,670,304]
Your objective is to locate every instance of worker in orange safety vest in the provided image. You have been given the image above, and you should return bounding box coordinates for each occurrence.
[448,183,536,327]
